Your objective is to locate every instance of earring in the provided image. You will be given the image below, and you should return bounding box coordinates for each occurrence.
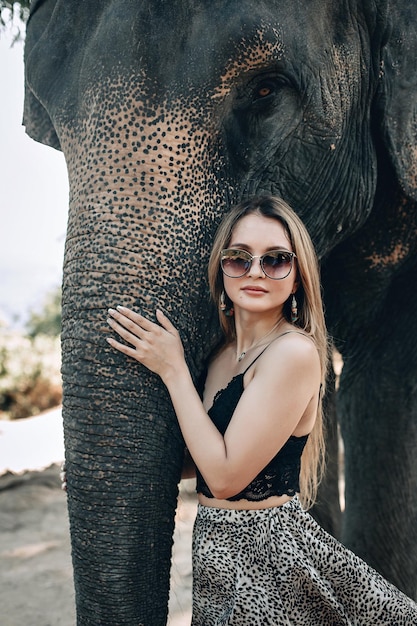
[220,290,234,317]
[220,290,227,311]
[291,294,298,323]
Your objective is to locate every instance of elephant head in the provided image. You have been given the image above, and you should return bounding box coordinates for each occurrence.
[24,0,417,622]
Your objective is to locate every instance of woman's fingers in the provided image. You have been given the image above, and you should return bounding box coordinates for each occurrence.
[108,307,143,333]
[115,305,157,332]
[106,306,169,357]
[106,335,141,360]
[108,306,175,339]
[155,309,178,336]
[106,306,183,376]
[107,306,154,344]
[107,316,139,346]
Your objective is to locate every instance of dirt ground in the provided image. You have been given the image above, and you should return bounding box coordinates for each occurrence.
[0,410,195,626]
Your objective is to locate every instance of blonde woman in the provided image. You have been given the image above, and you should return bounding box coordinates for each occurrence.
[106,196,417,624]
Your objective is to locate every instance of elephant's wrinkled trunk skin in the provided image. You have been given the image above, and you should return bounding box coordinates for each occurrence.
[60,95,231,623]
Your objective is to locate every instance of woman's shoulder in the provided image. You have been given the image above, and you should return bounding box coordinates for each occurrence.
[257,328,320,375]
[274,327,314,342]
[277,327,318,352]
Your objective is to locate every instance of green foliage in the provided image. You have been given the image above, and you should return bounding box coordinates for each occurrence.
[0,326,62,420]
[0,286,63,420]
[26,286,62,338]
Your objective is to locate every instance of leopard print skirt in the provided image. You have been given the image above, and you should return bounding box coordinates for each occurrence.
[191,496,417,625]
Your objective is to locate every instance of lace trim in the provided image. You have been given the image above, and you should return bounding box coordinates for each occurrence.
[209,373,242,413]
[196,371,308,501]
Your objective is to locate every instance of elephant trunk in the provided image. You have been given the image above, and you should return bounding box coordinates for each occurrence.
[59,104,227,622]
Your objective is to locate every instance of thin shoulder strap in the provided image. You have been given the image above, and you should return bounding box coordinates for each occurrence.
[242,330,312,375]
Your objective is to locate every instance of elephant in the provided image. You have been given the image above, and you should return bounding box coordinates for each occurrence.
[23,0,417,623]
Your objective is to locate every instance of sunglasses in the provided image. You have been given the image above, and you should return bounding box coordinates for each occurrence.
[220,248,296,280]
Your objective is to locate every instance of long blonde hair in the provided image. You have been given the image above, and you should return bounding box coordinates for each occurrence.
[208,196,329,508]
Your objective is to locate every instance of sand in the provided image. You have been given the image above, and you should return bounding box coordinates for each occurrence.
[0,408,195,626]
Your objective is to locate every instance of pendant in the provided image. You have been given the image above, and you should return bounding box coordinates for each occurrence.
[237,351,246,362]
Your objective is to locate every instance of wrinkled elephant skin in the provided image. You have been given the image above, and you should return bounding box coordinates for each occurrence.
[23,1,417,623]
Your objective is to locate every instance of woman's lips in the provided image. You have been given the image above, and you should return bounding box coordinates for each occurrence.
[241,286,267,294]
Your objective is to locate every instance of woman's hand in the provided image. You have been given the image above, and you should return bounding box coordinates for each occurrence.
[106,306,185,381]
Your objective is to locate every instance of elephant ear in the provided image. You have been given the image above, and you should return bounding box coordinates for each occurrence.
[377,3,417,201]
[23,0,61,150]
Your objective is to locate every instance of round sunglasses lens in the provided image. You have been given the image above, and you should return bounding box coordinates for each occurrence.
[221,251,251,277]
[262,253,292,279]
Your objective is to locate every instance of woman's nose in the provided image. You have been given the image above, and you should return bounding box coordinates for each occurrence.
[248,256,265,278]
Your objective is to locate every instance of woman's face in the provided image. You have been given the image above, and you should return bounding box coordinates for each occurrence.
[223,213,298,316]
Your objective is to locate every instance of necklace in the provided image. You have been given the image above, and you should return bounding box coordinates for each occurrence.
[236,318,285,362]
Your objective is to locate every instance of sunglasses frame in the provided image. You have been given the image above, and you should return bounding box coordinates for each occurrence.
[220,248,297,280]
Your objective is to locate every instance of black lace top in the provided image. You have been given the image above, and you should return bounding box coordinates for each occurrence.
[195,371,308,502]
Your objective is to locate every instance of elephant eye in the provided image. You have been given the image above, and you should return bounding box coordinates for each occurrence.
[252,79,280,104]
[258,85,272,98]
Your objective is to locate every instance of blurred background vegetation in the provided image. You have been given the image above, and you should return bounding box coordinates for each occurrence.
[1,2,64,420]
[1,1,29,40]
[1,1,29,20]
[0,286,62,420]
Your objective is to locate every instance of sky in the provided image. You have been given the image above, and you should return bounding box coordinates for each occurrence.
[0,21,69,328]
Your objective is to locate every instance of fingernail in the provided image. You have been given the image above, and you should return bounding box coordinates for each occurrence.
[116,305,126,311]
[108,308,116,315]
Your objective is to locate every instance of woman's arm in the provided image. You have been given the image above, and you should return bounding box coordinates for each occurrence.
[106,306,228,494]
[106,306,320,499]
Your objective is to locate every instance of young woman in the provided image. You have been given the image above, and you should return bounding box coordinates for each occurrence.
[106,196,417,624]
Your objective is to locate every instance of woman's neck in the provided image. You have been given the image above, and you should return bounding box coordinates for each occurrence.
[233,314,286,363]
